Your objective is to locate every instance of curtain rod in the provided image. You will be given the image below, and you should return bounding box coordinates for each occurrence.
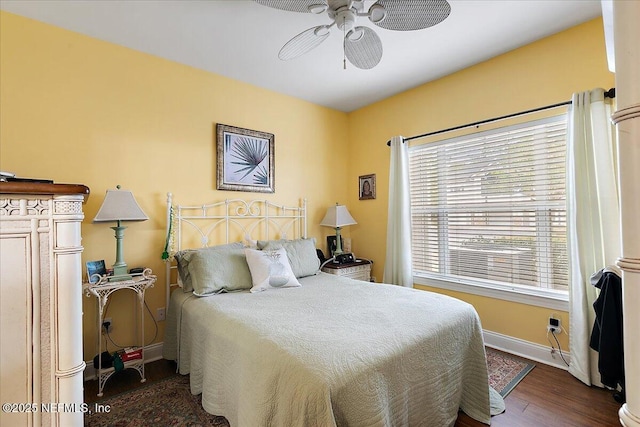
[386,87,616,146]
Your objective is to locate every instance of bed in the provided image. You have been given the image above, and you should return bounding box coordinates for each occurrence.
[162,195,503,426]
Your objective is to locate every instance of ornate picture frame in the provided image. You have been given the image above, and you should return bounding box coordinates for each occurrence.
[359,173,376,200]
[216,123,275,193]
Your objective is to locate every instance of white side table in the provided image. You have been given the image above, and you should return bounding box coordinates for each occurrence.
[321,259,373,282]
[83,268,156,396]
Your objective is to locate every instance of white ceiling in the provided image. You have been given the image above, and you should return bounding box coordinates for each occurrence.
[1,0,602,112]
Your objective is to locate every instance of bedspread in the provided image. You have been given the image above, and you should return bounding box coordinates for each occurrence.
[164,273,497,426]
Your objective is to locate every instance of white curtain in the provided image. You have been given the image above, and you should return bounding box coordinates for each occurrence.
[383,136,413,287]
[567,88,619,386]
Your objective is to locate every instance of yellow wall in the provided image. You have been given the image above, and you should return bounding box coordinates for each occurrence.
[1,11,614,358]
[347,18,614,351]
[0,12,349,359]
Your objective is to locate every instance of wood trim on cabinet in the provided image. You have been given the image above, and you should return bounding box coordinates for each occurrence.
[0,182,90,201]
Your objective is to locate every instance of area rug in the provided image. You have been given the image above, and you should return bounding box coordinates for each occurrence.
[486,347,536,398]
[85,349,534,426]
[84,374,230,427]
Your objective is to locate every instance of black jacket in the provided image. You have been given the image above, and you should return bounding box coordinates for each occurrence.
[589,270,624,389]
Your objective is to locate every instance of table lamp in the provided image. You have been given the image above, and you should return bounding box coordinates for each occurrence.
[93,185,148,280]
[319,203,357,255]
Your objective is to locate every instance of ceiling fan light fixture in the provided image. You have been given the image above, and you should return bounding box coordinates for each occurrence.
[346,28,364,41]
[308,4,328,14]
[314,25,330,37]
[335,8,356,32]
[368,4,386,24]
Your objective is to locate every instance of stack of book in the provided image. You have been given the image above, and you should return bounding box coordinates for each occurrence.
[118,347,143,362]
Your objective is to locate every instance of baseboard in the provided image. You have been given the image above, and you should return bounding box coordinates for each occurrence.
[83,342,164,382]
[483,329,571,370]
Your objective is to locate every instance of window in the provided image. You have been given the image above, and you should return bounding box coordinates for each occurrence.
[409,116,568,307]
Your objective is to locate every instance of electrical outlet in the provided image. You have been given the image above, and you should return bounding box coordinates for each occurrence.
[102,317,113,334]
[547,325,559,334]
[548,316,561,334]
[156,307,166,322]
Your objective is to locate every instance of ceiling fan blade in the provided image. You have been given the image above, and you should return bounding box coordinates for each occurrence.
[345,26,383,70]
[370,0,451,31]
[253,0,328,14]
[279,26,331,61]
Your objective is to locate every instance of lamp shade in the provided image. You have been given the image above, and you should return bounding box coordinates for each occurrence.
[319,204,357,228]
[93,186,148,222]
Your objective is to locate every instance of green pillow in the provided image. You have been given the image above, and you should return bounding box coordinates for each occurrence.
[174,250,194,292]
[258,238,320,278]
[177,242,252,296]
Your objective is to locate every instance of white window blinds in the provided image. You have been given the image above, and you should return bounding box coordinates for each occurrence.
[409,115,568,293]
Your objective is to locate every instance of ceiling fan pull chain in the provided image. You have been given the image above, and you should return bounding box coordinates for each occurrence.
[343,16,347,70]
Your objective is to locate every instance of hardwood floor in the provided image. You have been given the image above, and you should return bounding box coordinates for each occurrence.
[83,359,177,404]
[84,354,623,426]
[456,351,622,427]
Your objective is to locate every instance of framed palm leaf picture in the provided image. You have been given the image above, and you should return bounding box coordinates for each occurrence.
[216,123,275,193]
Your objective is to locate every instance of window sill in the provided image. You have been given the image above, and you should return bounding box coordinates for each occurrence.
[413,273,569,311]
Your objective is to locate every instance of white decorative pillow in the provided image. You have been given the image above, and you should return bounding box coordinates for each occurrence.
[243,234,258,249]
[257,238,320,278]
[244,247,301,293]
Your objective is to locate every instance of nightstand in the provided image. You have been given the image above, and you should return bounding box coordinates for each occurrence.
[321,258,372,282]
[83,268,156,396]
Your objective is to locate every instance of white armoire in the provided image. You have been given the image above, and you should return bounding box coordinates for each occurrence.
[0,182,89,427]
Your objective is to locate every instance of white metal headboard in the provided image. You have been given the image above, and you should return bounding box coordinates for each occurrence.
[164,192,307,306]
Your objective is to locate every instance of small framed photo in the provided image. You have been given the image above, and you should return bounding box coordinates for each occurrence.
[86,260,107,284]
[216,123,275,193]
[359,174,376,200]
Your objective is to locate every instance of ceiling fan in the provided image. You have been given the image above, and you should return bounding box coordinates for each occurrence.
[253,0,451,70]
